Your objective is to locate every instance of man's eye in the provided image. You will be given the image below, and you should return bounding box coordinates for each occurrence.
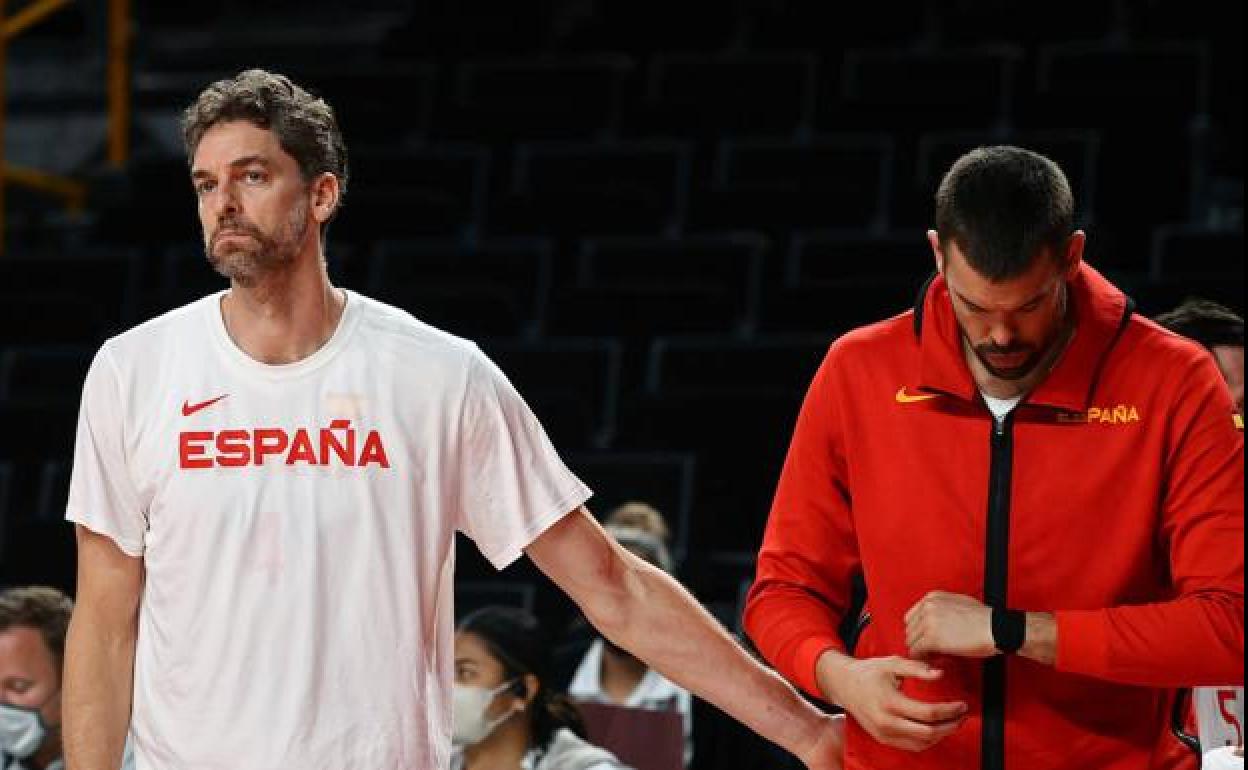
[195,181,215,195]
[245,170,266,183]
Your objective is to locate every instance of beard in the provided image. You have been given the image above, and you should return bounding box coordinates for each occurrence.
[205,201,308,288]
[970,341,1044,380]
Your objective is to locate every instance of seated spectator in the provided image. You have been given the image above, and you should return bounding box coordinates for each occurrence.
[603,502,672,547]
[452,606,630,770]
[1156,298,1244,414]
[1151,299,1245,770]
[567,503,693,767]
[0,586,133,770]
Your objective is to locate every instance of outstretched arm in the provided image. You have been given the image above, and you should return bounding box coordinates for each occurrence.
[527,507,844,770]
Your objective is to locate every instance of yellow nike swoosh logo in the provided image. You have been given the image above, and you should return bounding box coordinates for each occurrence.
[896,387,939,404]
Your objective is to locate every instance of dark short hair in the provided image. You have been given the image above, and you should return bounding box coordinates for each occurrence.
[0,585,74,669]
[1155,298,1244,350]
[935,145,1074,281]
[182,69,349,234]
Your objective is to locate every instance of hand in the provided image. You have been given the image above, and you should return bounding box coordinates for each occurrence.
[816,651,967,753]
[905,591,997,659]
[797,713,846,770]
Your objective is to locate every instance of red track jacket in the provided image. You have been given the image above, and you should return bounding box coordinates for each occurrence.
[744,264,1244,770]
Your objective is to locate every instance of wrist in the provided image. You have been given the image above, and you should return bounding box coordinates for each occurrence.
[1018,612,1057,665]
[991,607,1026,654]
[814,648,857,706]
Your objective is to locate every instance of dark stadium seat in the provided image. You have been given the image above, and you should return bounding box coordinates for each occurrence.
[690,136,891,232]
[0,346,94,401]
[478,338,623,450]
[437,56,634,142]
[759,280,923,336]
[909,130,1100,232]
[1150,225,1244,282]
[632,52,816,139]
[0,253,140,344]
[617,336,830,552]
[1032,44,1208,250]
[493,141,691,236]
[307,64,438,147]
[368,237,553,339]
[334,146,490,241]
[830,48,1022,132]
[0,462,11,564]
[565,451,696,562]
[34,460,70,523]
[455,580,537,619]
[543,233,767,338]
[784,230,929,287]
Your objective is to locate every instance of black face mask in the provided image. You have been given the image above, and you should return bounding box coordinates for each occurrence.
[600,635,637,662]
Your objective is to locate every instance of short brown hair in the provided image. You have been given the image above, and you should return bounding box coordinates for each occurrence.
[935,145,1074,281]
[0,586,74,667]
[604,501,671,543]
[182,69,349,232]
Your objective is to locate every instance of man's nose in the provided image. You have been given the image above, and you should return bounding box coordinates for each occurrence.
[987,319,1017,349]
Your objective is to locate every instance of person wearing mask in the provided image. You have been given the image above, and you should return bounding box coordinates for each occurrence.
[1,586,132,770]
[567,511,693,767]
[453,606,630,770]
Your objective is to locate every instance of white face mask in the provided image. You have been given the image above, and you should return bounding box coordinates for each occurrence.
[0,700,52,760]
[452,680,520,748]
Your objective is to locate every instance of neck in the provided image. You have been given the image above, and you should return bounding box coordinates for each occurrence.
[462,715,529,770]
[599,641,648,704]
[220,249,344,365]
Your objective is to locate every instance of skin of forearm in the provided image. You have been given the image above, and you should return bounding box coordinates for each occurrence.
[62,612,136,770]
[587,556,828,758]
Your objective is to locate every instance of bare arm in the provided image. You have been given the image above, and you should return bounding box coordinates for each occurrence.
[63,524,143,770]
[527,508,843,770]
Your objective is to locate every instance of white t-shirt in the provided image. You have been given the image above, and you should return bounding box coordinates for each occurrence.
[1196,687,1246,753]
[65,290,591,770]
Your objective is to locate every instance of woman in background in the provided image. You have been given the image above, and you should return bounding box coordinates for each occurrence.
[453,606,630,770]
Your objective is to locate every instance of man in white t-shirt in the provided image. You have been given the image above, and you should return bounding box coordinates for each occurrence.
[58,69,845,770]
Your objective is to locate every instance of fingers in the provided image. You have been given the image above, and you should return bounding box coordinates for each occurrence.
[871,713,966,752]
[881,656,943,681]
[890,693,968,725]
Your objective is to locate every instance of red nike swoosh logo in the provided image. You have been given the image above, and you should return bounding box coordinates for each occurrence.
[182,394,229,417]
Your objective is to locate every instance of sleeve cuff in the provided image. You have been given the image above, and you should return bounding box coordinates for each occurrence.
[792,634,843,700]
[1054,609,1109,678]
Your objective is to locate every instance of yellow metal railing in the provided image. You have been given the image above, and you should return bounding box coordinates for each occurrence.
[0,0,131,255]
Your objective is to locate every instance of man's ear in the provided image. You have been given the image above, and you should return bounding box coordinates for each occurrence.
[1063,230,1086,280]
[927,229,945,274]
[310,172,340,226]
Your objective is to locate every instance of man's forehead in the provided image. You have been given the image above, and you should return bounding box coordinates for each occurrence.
[192,121,286,169]
[0,625,55,670]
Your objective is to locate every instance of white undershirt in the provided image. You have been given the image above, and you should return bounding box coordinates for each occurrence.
[981,392,1023,422]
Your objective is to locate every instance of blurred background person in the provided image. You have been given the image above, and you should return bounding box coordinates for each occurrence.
[567,503,693,767]
[453,605,630,770]
[0,585,133,770]
[1153,299,1245,770]
[1156,299,1244,415]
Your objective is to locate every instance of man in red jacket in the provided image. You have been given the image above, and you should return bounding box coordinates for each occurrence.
[744,145,1244,770]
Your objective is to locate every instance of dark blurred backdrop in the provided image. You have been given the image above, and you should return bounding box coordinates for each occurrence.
[0,0,1242,741]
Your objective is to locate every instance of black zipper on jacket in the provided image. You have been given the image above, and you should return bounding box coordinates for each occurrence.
[982,411,1014,770]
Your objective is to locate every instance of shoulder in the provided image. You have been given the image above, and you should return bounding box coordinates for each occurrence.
[541,728,629,770]
[828,310,918,362]
[101,293,221,368]
[348,290,480,359]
